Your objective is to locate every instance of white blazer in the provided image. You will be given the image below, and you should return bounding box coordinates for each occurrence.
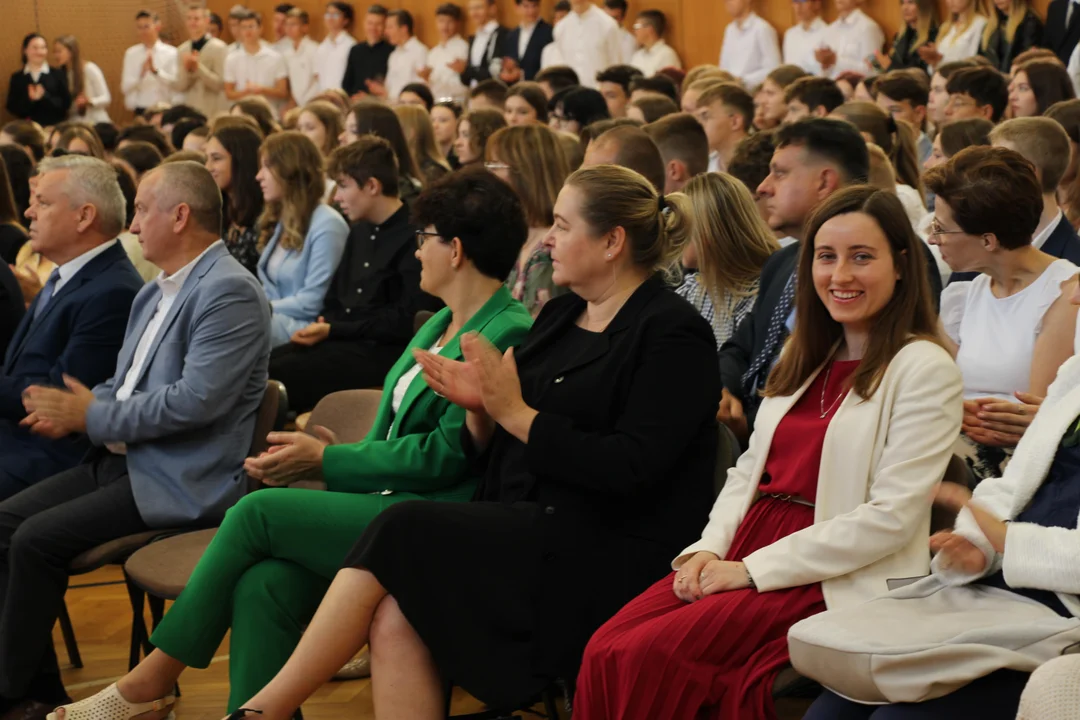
[935,354,1080,618]
[676,339,963,611]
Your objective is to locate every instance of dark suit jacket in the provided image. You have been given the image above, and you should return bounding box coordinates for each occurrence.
[460,26,509,85]
[985,9,1043,72]
[472,274,721,680]
[0,241,143,486]
[950,215,1080,284]
[888,24,938,73]
[1045,0,1080,64]
[0,261,23,359]
[504,20,553,81]
[719,239,944,430]
[5,67,71,127]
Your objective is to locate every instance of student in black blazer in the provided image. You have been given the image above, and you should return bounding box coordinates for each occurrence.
[459,0,508,85]
[1043,0,1080,64]
[502,0,554,82]
[203,165,721,718]
[5,34,70,128]
[985,5,1043,72]
[718,119,941,440]
[0,262,23,359]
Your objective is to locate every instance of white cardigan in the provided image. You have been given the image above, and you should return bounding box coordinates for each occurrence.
[676,340,963,611]
[935,354,1080,618]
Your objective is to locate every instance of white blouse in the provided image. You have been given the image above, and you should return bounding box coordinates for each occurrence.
[69,61,111,124]
[936,15,989,67]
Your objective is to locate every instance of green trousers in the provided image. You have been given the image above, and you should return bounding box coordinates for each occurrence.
[148,487,446,711]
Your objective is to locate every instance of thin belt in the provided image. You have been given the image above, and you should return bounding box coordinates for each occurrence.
[758,492,815,508]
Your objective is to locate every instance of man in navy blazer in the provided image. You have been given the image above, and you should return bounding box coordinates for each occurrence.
[0,156,143,500]
[502,0,553,82]
[1044,0,1080,64]
[950,118,1080,283]
[458,0,509,86]
[0,161,269,714]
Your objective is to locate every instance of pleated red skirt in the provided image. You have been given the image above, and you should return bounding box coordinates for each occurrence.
[573,497,826,720]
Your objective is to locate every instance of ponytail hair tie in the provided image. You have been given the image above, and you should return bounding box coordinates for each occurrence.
[658,193,671,216]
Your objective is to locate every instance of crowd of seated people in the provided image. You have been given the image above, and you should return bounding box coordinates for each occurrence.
[5,0,1080,719]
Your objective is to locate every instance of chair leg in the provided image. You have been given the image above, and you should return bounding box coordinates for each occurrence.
[125,574,148,670]
[57,599,82,669]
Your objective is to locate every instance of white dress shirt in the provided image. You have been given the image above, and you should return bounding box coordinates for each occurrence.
[428,35,470,103]
[282,36,319,105]
[386,36,429,102]
[224,44,288,115]
[518,22,538,58]
[470,20,500,68]
[53,240,118,295]
[783,17,829,75]
[314,31,357,91]
[936,15,989,67]
[821,9,885,77]
[719,13,781,87]
[552,5,622,88]
[617,27,639,64]
[272,37,292,55]
[1068,43,1080,97]
[1033,211,1066,251]
[69,61,112,124]
[630,39,681,76]
[540,41,563,69]
[121,40,179,110]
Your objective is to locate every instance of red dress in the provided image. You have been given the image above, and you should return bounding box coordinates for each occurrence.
[574,359,860,720]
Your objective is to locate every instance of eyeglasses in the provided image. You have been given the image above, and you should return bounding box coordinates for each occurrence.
[929,219,966,237]
[415,230,447,249]
[484,162,511,172]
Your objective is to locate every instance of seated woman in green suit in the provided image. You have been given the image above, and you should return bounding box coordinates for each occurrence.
[47,165,534,720]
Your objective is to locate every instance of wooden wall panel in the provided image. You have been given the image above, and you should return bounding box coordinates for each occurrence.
[0,0,1064,125]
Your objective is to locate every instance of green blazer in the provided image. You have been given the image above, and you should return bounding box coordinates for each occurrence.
[321,286,532,501]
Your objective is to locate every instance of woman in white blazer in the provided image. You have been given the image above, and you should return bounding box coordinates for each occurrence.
[573,186,963,720]
[802,283,1080,720]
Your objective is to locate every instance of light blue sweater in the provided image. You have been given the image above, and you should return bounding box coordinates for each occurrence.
[257,203,349,347]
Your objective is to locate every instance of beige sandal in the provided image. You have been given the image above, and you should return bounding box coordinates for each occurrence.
[46,683,175,720]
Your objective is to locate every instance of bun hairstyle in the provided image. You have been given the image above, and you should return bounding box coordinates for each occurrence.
[565,164,688,278]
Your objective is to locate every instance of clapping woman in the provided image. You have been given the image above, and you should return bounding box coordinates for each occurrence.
[5,34,70,128]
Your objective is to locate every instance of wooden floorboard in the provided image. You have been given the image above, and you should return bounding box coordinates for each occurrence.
[58,566,493,719]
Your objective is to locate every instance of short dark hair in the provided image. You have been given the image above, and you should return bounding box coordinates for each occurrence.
[135,9,159,22]
[766,64,809,90]
[946,67,1008,122]
[171,119,207,151]
[557,87,611,128]
[936,59,977,82]
[328,136,399,196]
[412,166,527,281]
[630,93,678,123]
[873,71,929,108]
[592,126,665,192]
[94,122,120,152]
[925,145,1042,250]
[636,9,666,36]
[118,124,174,156]
[644,112,708,177]
[400,82,434,110]
[115,141,164,176]
[387,9,413,33]
[275,3,294,13]
[629,75,679,103]
[470,78,509,107]
[596,64,644,96]
[434,99,463,118]
[435,3,462,20]
[535,65,579,94]
[367,3,388,16]
[728,131,777,197]
[698,83,754,132]
[775,118,870,184]
[583,117,641,146]
[209,12,223,28]
[784,77,845,114]
[604,0,628,11]
[327,1,355,25]
[161,104,207,128]
[553,0,571,11]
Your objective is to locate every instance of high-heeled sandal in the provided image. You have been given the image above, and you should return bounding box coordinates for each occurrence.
[46,683,175,720]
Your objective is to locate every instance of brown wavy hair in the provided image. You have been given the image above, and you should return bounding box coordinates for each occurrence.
[484,124,569,228]
[256,131,325,252]
[764,185,940,400]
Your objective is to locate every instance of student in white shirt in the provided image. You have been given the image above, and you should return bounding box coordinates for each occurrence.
[718,0,782,87]
[282,8,319,109]
[603,0,639,64]
[121,10,179,113]
[693,81,753,173]
[224,11,290,117]
[422,3,470,104]
[378,10,428,103]
[52,35,111,124]
[314,1,358,92]
[920,0,990,71]
[783,0,829,75]
[629,10,681,76]
[271,2,294,55]
[553,0,623,89]
[815,0,885,78]
[540,2,571,70]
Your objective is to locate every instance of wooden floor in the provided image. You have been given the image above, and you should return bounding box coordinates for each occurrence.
[58,566,493,720]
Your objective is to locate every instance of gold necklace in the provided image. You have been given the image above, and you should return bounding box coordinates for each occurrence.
[819,364,847,419]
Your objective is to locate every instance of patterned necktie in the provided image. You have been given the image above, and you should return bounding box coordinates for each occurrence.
[741,272,797,403]
[33,269,62,321]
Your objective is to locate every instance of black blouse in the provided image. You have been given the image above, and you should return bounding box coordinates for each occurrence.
[5,66,71,127]
[984,9,1045,72]
[888,24,939,73]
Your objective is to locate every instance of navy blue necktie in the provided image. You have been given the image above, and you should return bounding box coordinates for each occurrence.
[33,269,62,321]
[741,272,797,404]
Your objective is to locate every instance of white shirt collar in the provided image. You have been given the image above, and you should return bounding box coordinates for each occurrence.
[1032,210,1065,251]
[734,12,760,31]
[835,8,866,26]
[479,20,499,35]
[155,240,222,295]
[23,64,49,76]
[55,240,117,291]
[643,39,669,54]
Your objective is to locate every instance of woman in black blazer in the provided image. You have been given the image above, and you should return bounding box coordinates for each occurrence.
[985,0,1044,73]
[5,34,70,128]
[163,165,721,719]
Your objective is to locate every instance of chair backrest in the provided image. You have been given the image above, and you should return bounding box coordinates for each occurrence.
[305,388,384,444]
[414,310,435,335]
[714,423,739,499]
[246,380,284,493]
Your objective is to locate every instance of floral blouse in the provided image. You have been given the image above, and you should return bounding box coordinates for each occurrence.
[505,242,567,318]
[225,224,260,275]
[675,271,759,350]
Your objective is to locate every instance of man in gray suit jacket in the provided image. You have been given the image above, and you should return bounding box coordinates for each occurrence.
[172,4,230,118]
[0,162,270,714]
